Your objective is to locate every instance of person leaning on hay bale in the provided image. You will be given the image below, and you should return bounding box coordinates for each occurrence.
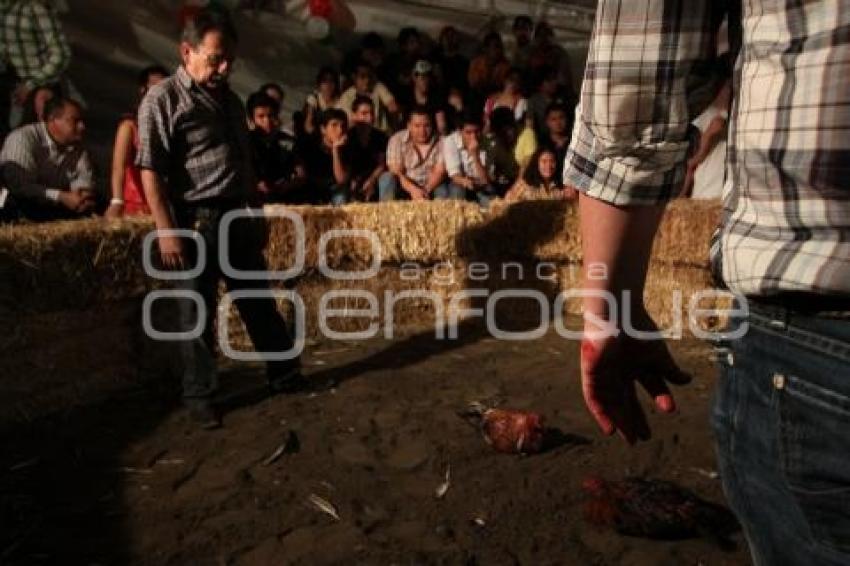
[136,9,305,429]
[505,147,576,202]
[0,96,96,222]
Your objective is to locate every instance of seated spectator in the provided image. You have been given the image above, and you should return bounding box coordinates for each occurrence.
[343,32,390,89]
[510,15,534,70]
[337,61,398,134]
[540,102,572,180]
[444,110,498,206]
[433,26,469,93]
[105,65,168,220]
[20,83,64,126]
[386,26,424,96]
[247,91,297,204]
[0,97,95,222]
[400,60,448,135]
[506,147,577,202]
[484,67,527,128]
[304,67,339,136]
[347,95,387,202]
[292,108,351,205]
[484,107,521,193]
[379,105,448,201]
[528,22,574,95]
[468,32,511,101]
[527,65,575,139]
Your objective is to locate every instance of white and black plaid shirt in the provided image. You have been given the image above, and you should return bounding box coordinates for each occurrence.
[136,66,253,204]
[0,0,70,88]
[564,1,850,297]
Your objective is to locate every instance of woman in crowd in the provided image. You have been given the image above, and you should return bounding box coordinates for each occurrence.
[506,146,577,202]
[105,65,168,220]
[483,67,527,129]
[304,66,340,135]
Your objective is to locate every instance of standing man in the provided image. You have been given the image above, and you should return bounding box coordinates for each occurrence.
[564,2,849,566]
[0,0,71,132]
[137,11,304,429]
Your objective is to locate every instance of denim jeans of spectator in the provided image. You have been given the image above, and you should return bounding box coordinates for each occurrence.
[329,184,349,206]
[377,171,450,201]
[711,301,850,566]
[172,204,298,400]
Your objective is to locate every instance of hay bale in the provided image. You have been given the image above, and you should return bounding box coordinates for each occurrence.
[0,200,721,315]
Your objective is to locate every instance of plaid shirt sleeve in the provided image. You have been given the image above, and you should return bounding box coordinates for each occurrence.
[18,1,71,87]
[563,0,728,206]
[135,87,172,177]
[385,132,403,171]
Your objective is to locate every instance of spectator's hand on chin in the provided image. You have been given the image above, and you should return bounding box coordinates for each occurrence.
[579,312,691,445]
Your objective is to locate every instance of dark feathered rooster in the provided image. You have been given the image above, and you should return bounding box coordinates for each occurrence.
[582,476,739,547]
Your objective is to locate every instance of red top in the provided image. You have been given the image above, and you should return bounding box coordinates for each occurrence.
[122,118,149,215]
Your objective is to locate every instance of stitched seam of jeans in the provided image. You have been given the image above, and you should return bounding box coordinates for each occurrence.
[786,376,850,417]
[748,314,850,361]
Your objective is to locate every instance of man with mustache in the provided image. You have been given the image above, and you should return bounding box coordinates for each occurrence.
[137,10,304,429]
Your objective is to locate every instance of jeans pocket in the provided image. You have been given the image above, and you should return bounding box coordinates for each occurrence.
[778,373,850,553]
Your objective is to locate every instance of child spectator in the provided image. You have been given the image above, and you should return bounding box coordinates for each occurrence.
[105,65,168,219]
[247,91,297,203]
[347,95,387,202]
[378,105,448,201]
[506,146,577,201]
[337,61,398,134]
[483,67,527,128]
[293,108,351,205]
[443,110,497,206]
[304,67,339,135]
[540,102,572,180]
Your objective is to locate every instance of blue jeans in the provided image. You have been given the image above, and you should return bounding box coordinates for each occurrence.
[329,184,349,206]
[173,205,299,400]
[711,301,850,566]
[377,172,451,201]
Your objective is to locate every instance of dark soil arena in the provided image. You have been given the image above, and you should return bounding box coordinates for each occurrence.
[1,201,748,564]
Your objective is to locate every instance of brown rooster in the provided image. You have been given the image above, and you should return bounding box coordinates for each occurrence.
[582,476,739,546]
[459,403,546,454]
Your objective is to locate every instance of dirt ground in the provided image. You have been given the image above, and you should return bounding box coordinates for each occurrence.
[1,323,750,565]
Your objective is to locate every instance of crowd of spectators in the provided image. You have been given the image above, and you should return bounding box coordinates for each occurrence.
[0,3,583,224]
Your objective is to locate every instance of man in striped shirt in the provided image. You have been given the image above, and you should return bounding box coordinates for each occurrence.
[564,2,849,564]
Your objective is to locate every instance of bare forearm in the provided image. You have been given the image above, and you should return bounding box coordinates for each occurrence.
[579,194,667,320]
[140,169,176,230]
[331,149,349,185]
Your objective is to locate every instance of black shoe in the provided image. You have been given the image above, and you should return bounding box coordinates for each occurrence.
[184,399,222,430]
[268,368,310,396]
